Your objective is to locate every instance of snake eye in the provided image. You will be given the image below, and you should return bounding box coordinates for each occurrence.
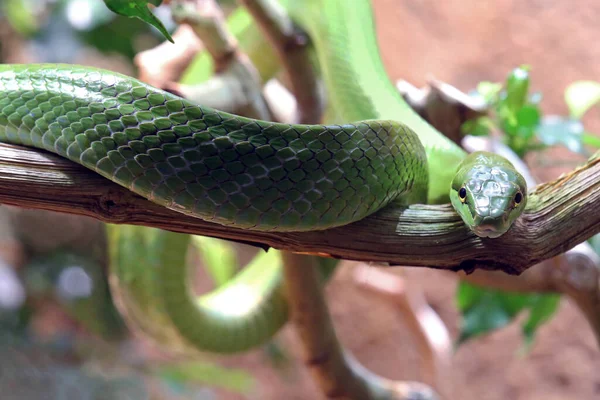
[514,192,523,205]
[458,187,467,203]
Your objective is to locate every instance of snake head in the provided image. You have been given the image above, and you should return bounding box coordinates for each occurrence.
[450,151,527,238]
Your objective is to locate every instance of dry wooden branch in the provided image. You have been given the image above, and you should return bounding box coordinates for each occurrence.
[170,0,272,120]
[397,79,487,145]
[282,253,440,400]
[238,0,322,124]
[0,143,598,275]
[353,265,452,397]
[135,25,203,89]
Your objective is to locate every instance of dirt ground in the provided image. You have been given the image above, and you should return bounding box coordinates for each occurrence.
[211,1,600,399]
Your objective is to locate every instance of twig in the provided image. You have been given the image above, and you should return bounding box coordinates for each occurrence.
[262,78,299,123]
[0,144,599,274]
[135,25,204,90]
[171,0,237,70]
[282,253,439,400]
[238,0,322,124]
[170,0,272,120]
[353,266,452,398]
[173,64,267,115]
[397,79,488,145]
[558,245,600,345]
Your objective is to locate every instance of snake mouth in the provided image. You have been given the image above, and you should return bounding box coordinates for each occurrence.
[472,225,505,238]
[471,215,508,238]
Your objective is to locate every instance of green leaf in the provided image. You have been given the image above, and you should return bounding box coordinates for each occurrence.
[516,104,540,128]
[457,289,513,344]
[456,282,560,347]
[476,81,503,104]
[192,236,238,287]
[455,279,485,310]
[2,0,39,36]
[565,81,600,119]
[514,104,541,142]
[497,103,518,136]
[461,116,495,137]
[522,294,561,348]
[536,115,585,154]
[582,132,600,148]
[102,0,173,42]
[157,361,255,393]
[505,104,541,156]
[504,66,531,114]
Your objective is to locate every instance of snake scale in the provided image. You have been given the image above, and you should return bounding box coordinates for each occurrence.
[0,0,526,352]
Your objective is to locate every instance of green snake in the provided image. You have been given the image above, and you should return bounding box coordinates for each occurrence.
[0,0,526,353]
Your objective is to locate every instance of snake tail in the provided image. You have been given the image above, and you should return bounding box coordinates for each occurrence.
[109,225,288,353]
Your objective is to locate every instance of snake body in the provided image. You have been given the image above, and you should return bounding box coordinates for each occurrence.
[0,65,429,231]
[0,0,526,353]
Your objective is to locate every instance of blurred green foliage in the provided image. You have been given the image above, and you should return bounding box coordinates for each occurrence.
[464,66,600,157]
[157,361,255,394]
[0,238,259,397]
[2,0,40,36]
[463,66,542,157]
[456,282,560,349]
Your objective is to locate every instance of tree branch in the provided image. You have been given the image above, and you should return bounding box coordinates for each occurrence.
[397,79,487,146]
[170,0,273,120]
[282,253,439,400]
[170,0,238,70]
[0,143,598,275]
[134,25,203,90]
[353,265,452,398]
[238,0,322,124]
